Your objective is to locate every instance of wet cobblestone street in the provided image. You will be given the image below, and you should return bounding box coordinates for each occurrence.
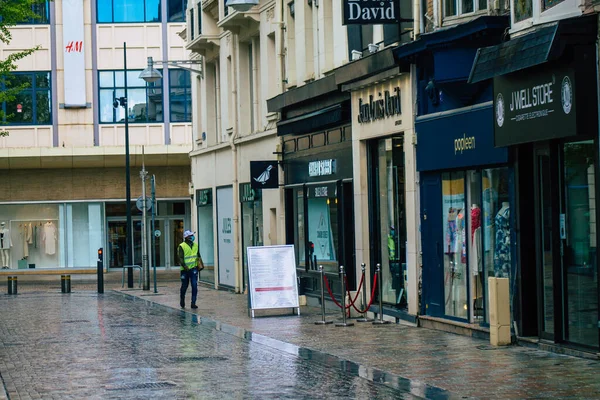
[1,275,600,399]
[0,290,434,400]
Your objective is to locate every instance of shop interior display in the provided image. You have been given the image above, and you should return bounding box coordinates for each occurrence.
[1,220,58,269]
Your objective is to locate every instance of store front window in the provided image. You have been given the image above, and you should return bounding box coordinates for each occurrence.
[307,183,339,274]
[563,140,598,348]
[106,200,190,270]
[442,172,468,319]
[370,136,407,307]
[0,202,103,269]
[241,184,264,292]
[439,168,511,322]
[196,189,214,284]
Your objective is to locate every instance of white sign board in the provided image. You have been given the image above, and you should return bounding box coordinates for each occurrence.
[62,0,86,107]
[247,245,299,314]
[217,186,235,287]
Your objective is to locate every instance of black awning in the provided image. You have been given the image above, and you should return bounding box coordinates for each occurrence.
[392,16,509,64]
[469,14,598,83]
[276,104,348,136]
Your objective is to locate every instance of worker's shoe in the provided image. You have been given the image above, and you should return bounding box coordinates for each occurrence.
[180,299,185,308]
[191,304,198,309]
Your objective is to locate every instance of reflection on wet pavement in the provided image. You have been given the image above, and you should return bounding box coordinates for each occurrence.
[0,292,448,399]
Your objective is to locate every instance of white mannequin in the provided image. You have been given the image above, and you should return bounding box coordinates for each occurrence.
[0,222,11,269]
[498,202,510,215]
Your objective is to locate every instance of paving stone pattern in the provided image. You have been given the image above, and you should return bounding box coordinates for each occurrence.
[0,291,424,400]
[2,274,600,399]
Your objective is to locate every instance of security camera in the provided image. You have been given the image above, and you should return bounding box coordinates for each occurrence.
[113,99,119,109]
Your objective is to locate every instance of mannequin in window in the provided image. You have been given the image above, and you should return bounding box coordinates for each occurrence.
[494,202,510,278]
[470,204,483,317]
[0,222,11,269]
[446,208,458,254]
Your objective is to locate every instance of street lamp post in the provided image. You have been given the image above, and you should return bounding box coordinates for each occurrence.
[114,42,134,288]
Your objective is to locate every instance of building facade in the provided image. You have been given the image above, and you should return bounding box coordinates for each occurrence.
[0,0,193,272]
[471,11,600,352]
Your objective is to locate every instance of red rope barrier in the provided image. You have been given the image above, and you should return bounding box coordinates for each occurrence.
[343,274,364,307]
[349,273,378,314]
[323,275,351,309]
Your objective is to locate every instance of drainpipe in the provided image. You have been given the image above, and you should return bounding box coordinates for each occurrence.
[276,0,286,92]
[414,0,421,39]
[230,33,242,294]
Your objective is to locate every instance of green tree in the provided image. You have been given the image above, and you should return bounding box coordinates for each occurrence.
[0,0,48,136]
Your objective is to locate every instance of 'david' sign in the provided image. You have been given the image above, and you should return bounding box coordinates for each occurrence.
[343,0,400,25]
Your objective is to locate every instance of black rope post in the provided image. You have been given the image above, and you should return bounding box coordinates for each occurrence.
[315,265,333,325]
[356,263,373,322]
[373,263,391,325]
[335,265,354,327]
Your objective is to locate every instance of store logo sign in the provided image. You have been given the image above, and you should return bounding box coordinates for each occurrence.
[358,87,401,123]
[343,0,400,25]
[309,159,336,177]
[561,76,572,115]
[454,134,476,155]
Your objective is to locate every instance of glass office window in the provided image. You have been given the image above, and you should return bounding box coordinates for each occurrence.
[97,0,161,22]
[11,0,50,24]
[169,70,191,122]
[99,70,163,123]
[0,72,51,125]
[168,0,187,21]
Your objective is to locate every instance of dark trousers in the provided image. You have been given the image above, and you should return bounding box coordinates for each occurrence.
[180,268,198,305]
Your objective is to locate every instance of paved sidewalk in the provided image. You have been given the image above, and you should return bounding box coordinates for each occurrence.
[112,275,600,399]
[5,272,600,398]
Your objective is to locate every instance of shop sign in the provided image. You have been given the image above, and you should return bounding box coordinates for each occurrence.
[217,186,235,287]
[196,189,212,207]
[240,182,261,203]
[308,159,336,177]
[308,183,337,199]
[494,67,577,146]
[62,0,86,107]
[250,160,278,190]
[343,0,400,25]
[358,87,402,123]
[416,105,507,172]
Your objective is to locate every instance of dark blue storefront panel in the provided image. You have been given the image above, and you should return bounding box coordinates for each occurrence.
[420,173,444,317]
[416,104,508,172]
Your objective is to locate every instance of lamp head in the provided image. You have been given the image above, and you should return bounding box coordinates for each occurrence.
[139,57,163,83]
[225,0,258,12]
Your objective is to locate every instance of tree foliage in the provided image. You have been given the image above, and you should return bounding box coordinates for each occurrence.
[0,0,47,135]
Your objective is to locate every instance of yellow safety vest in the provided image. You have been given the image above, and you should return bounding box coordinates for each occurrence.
[179,242,199,270]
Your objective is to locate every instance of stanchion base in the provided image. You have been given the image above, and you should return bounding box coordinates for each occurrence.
[335,322,355,327]
[314,320,334,325]
[356,318,374,322]
[372,320,392,325]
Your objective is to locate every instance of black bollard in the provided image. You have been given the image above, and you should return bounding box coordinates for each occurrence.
[61,275,71,293]
[7,276,17,295]
[97,248,104,294]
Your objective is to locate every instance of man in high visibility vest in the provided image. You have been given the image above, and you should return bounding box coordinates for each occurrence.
[178,230,203,309]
